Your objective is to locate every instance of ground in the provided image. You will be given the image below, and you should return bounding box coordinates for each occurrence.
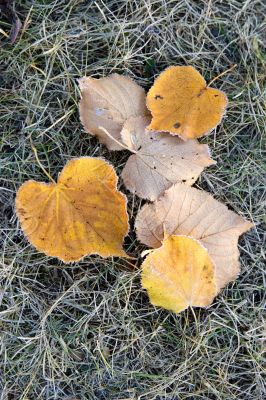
[0,1,265,399]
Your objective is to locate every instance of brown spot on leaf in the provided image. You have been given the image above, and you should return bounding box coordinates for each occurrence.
[155,95,163,100]
[17,208,26,216]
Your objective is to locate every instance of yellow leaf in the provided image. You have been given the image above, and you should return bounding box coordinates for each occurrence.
[146,66,228,140]
[79,74,149,150]
[136,183,254,289]
[142,235,217,313]
[16,157,129,262]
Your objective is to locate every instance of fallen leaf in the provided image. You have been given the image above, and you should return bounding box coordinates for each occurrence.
[136,183,254,289]
[16,157,129,262]
[121,117,215,200]
[146,66,228,140]
[79,74,149,150]
[142,235,217,313]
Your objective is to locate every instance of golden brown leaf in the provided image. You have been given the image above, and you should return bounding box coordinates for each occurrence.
[136,183,254,289]
[16,157,129,262]
[121,118,215,200]
[146,66,228,140]
[79,74,149,150]
[142,235,217,313]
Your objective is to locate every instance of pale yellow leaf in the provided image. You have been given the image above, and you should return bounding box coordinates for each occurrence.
[142,235,217,313]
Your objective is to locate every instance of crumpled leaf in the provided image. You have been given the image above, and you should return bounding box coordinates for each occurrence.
[141,235,217,313]
[146,66,228,140]
[121,116,215,201]
[16,157,129,262]
[79,74,149,150]
[136,183,254,289]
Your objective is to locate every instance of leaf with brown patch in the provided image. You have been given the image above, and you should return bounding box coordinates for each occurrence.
[146,66,228,140]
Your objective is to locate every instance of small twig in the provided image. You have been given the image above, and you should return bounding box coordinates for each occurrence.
[30,137,56,184]
[208,64,237,87]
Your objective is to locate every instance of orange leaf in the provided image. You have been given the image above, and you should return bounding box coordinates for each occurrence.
[146,66,228,140]
[16,157,129,262]
[141,235,217,313]
[136,183,254,289]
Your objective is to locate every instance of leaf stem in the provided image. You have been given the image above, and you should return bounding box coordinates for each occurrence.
[30,137,56,184]
[208,64,237,87]
[99,126,137,154]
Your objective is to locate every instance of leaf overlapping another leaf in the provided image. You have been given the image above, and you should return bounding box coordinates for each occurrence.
[141,235,217,313]
[79,74,149,150]
[136,183,254,289]
[121,116,215,200]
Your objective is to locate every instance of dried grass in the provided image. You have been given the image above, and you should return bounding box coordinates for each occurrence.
[0,1,265,399]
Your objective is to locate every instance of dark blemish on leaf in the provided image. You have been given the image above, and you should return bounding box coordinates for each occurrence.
[214,95,219,97]
[197,88,205,97]
[203,265,208,271]
[174,122,181,129]
[182,179,186,183]
[155,95,163,100]
[18,208,26,216]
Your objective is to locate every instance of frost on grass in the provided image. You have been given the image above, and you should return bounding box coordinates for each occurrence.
[0,0,264,399]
